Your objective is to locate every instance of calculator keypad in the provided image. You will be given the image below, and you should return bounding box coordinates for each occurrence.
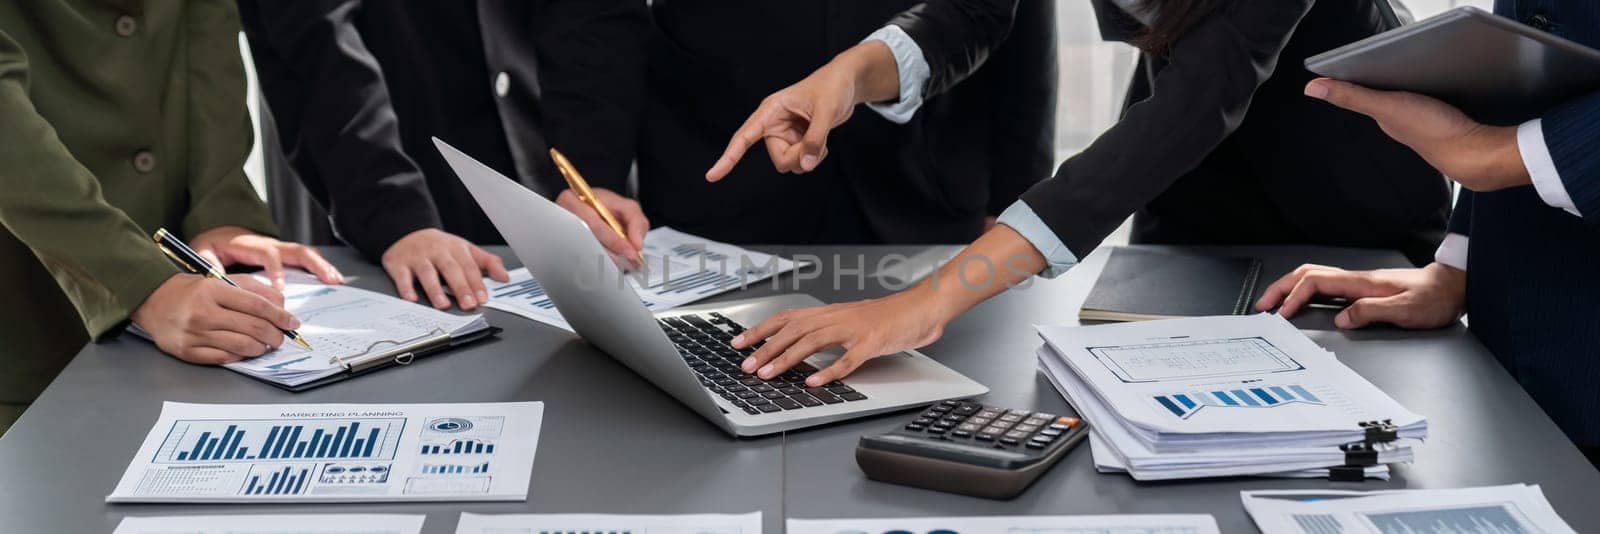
[903,400,1079,452]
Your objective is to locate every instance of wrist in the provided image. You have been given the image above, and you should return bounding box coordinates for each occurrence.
[838,40,900,105]
[1477,125,1531,189]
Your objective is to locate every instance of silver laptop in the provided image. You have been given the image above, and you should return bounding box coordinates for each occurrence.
[434,138,987,437]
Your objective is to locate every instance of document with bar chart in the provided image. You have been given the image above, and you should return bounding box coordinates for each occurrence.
[455,512,763,534]
[482,227,804,331]
[107,401,543,503]
[787,514,1219,534]
[1035,314,1425,436]
[1241,485,1577,534]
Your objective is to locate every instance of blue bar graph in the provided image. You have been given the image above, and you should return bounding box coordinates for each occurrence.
[242,465,311,496]
[159,419,404,463]
[1154,384,1327,419]
[422,461,490,474]
[420,438,495,455]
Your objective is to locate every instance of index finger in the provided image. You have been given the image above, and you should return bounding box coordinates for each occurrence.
[233,274,286,309]
[706,109,770,182]
[1256,264,1336,311]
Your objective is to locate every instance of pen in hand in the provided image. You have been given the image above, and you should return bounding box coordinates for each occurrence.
[152,228,314,350]
[549,148,647,267]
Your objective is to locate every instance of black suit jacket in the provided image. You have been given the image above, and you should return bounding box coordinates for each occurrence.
[638,0,1056,245]
[897,0,1451,264]
[241,0,646,258]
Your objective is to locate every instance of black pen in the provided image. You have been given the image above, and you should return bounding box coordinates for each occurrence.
[151,228,313,350]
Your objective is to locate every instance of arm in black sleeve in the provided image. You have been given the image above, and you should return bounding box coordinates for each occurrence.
[984,0,1057,216]
[239,0,441,260]
[1019,0,1317,257]
[530,0,650,194]
[888,0,1019,99]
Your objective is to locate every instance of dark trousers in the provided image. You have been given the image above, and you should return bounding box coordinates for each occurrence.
[1585,446,1600,471]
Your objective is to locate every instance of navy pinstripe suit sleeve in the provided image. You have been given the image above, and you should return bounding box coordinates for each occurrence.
[1542,89,1600,227]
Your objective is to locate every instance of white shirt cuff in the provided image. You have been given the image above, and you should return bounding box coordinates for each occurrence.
[1434,232,1469,272]
[862,24,929,125]
[996,200,1079,279]
[1520,119,1582,217]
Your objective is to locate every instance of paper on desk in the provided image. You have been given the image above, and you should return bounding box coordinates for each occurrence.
[114,514,424,534]
[482,227,804,331]
[1241,484,1576,534]
[226,281,488,387]
[1036,314,1426,449]
[788,514,1219,534]
[107,401,543,503]
[127,274,489,388]
[456,512,763,534]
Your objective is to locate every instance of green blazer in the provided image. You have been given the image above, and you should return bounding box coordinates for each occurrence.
[0,0,278,402]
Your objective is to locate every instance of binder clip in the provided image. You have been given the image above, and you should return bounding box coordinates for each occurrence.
[1359,419,1399,443]
[1328,464,1367,482]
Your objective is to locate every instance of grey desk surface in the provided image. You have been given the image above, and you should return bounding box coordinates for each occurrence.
[1,245,1596,533]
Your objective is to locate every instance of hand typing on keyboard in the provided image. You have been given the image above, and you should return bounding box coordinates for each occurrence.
[661,313,867,415]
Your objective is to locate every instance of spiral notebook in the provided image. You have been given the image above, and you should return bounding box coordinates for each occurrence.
[130,273,496,391]
[1079,248,1264,323]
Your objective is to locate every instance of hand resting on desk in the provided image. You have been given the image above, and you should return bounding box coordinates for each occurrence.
[1256,262,1467,329]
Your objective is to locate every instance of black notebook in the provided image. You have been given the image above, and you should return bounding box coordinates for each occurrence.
[1079,248,1264,323]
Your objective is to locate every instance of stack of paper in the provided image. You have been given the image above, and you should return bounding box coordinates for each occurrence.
[483,227,804,331]
[1242,485,1577,534]
[1035,314,1426,480]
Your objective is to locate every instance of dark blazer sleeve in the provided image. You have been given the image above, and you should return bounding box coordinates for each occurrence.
[1019,0,1317,257]
[239,0,442,260]
[529,0,648,193]
[887,0,1019,99]
[983,0,1057,216]
[1541,89,1600,227]
[1448,188,1473,237]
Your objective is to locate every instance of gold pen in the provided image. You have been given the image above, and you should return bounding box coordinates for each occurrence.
[549,148,646,266]
[151,228,313,350]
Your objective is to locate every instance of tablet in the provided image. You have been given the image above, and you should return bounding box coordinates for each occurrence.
[1306,6,1600,125]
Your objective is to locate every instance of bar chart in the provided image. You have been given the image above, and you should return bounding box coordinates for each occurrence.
[156,418,406,463]
[421,461,491,474]
[240,464,313,496]
[1154,384,1326,419]
[420,438,495,455]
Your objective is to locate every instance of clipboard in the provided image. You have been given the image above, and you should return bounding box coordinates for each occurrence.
[244,326,502,392]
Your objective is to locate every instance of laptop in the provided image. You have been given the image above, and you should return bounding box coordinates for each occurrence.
[434,138,988,437]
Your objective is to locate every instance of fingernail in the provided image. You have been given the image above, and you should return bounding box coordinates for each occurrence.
[477,290,489,302]
[801,154,819,171]
[741,357,757,373]
[805,377,822,387]
[758,364,774,378]
[461,295,476,308]
[1304,81,1330,99]
[731,334,745,346]
[289,318,301,329]
[1334,312,1352,329]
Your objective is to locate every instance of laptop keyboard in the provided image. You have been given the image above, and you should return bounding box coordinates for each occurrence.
[658,312,868,416]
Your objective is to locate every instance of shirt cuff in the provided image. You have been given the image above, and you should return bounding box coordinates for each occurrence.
[1434,232,1469,272]
[997,200,1079,279]
[862,24,929,125]
[1520,119,1582,217]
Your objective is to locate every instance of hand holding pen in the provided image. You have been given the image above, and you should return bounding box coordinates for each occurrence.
[550,148,651,269]
[127,229,313,365]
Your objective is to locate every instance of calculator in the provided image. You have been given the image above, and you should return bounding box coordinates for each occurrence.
[855,400,1089,499]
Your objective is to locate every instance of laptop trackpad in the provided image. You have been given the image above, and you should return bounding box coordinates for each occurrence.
[803,351,915,385]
